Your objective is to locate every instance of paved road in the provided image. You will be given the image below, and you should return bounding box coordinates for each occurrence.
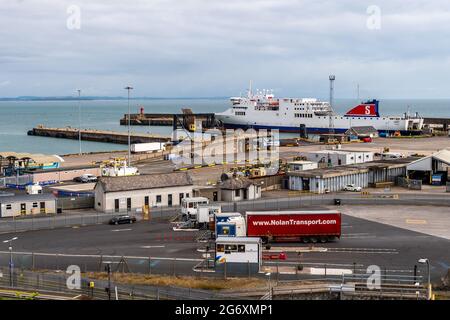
[0,210,449,282]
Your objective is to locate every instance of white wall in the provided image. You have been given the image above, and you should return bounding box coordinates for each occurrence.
[95,185,194,212]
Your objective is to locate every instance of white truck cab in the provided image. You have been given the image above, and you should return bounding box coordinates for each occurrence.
[181,197,209,219]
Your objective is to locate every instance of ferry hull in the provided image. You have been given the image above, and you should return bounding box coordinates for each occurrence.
[221,122,423,136]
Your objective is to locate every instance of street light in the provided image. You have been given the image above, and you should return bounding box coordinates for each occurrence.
[77,89,82,155]
[265,272,272,300]
[418,258,431,300]
[3,237,18,287]
[124,86,133,167]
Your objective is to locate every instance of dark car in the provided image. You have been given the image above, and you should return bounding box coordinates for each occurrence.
[109,215,137,225]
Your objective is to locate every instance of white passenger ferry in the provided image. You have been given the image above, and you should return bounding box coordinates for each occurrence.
[215,90,424,134]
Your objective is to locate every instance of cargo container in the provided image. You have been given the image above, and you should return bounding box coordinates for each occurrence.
[131,142,166,153]
[214,212,246,237]
[246,210,341,243]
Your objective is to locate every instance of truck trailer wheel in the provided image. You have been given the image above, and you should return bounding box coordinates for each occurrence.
[320,237,327,243]
[310,237,318,243]
[302,237,309,243]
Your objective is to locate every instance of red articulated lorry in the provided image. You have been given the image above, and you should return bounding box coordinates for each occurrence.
[246,210,341,244]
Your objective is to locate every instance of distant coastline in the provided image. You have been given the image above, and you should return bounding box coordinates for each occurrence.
[0,96,229,102]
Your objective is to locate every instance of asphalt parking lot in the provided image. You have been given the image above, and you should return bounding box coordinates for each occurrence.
[0,205,448,282]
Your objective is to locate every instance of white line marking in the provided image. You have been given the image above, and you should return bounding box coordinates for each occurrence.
[111,228,132,232]
[140,245,165,249]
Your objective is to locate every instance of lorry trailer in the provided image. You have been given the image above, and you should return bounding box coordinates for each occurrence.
[246,210,341,243]
[131,142,166,153]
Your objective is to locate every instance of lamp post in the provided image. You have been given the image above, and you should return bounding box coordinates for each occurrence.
[77,89,82,155]
[124,86,133,167]
[418,258,431,300]
[265,272,272,300]
[3,237,18,287]
[104,262,112,300]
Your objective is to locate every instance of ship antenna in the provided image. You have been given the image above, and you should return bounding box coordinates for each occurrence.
[248,80,253,97]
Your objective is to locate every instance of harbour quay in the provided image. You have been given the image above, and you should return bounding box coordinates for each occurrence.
[27,126,171,144]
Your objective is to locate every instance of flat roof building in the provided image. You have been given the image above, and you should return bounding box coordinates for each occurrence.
[288,157,420,193]
[299,150,374,168]
[0,194,57,218]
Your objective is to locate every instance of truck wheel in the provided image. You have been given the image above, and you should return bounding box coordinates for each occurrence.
[302,237,309,243]
[261,237,269,245]
[310,237,318,243]
[320,237,327,243]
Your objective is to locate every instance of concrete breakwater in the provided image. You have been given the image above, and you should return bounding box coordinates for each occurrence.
[27,126,171,144]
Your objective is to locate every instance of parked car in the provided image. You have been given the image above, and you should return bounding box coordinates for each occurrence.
[109,215,137,225]
[73,174,98,183]
[362,137,372,143]
[343,184,362,192]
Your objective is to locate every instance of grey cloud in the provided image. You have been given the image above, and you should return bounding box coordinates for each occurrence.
[0,0,450,97]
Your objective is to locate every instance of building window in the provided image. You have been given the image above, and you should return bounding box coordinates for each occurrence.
[156,195,162,203]
[235,189,241,197]
[238,245,245,252]
[6,204,12,210]
[32,202,38,208]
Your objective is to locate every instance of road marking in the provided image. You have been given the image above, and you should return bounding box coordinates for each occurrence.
[341,233,375,239]
[406,219,427,225]
[111,228,132,232]
[140,245,165,249]
[269,247,398,254]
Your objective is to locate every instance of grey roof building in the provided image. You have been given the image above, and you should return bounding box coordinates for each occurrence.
[94,172,194,212]
[96,172,193,193]
[219,177,262,202]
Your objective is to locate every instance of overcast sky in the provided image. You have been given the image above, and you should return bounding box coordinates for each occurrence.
[1,0,450,98]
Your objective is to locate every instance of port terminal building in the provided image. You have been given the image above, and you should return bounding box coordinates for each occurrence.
[288,157,420,193]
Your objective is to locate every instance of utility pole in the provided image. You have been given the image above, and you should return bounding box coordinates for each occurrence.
[77,89,82,155]
[329,75,335,135]
[124,86,133,166]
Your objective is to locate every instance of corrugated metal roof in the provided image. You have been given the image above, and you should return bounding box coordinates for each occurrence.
[96,172,192,193]
[407,149,450,168]
[288,157,419,178]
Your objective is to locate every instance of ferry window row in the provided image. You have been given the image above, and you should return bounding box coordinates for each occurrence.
[294,113,312,118]
[235,112,246,116]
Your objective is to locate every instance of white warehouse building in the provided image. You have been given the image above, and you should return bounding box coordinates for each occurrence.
[299,150,374,167]
[94,172,194,213]
[288,157,418,193]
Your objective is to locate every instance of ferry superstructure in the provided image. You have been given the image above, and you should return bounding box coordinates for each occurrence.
[215,91,424,134]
